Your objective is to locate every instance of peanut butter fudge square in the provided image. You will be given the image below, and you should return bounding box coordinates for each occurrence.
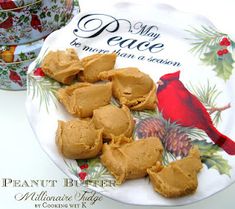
[92,104,134,140]
[41,48,83,84]
[56,119,103,159]
[147,147,202,198]
[101,137,163,184]
[80,53,117,83]
[57,82,112,118]
[99,67,157,110]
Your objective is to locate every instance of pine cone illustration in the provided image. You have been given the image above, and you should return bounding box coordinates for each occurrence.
[163,127,192,157]
[135,117,166,139]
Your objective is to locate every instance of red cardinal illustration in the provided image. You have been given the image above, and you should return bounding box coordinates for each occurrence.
[156,71,235,155]
[0,1,22,12]
[0,16,13,29]
[9,70,23,87]
[31,14,42,32]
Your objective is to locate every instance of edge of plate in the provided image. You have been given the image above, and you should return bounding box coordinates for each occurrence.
[25,1,235,206]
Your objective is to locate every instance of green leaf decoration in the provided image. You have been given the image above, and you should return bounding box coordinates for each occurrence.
[47,12,52,17]
[2,70,7,75]
[0,12,7,19]
[19,15,25,22]
[188,81,220,108]
[186,26,225,55]
[28,75,61,112]
[87,158,100,168]
[201,155,231,176]
[76,159,88,167]
[54,14,59,22]
[87,158,113,180]
[213,53,234,80]
[162,149,177,165]
[201,45,221,66]
[231,40,235,50]
[27,48,61,112]
[132,108,159,120]
[192,139,231,176]
[186,26,235,81]
[20,71,26,76]
[192,139,221,155]
[74,0,80,7]
[23,16,29,23]
[19,52,28,61]
[187,81,225,126]
[40,12,46,19]
[212,56,233,80]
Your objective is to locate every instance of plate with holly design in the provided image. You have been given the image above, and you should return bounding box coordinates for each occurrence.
[26,2,235,206]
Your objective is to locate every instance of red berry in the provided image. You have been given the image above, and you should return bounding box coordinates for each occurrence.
[222,37,229,42]
[222,49,229,54]
[219,41,225,46]
[33,68,45,77]
[220,37,231,46]
[79,164,88,169]
[224,40,231,46]
[217,50,223,56]
[78,172,87,181]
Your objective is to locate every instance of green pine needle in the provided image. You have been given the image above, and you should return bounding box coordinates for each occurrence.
[186,26,234,81]
[28,75,61,112]
[186,26,225,55]
[187,81,222,125]
[132,109,159,120]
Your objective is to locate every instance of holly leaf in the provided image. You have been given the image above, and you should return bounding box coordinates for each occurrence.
[201,45,220,66]
[19,15,25,23]
[54,14,59,22]
[192,140,231,176]
[2,70,8,75]
[47,12,51,17]
[213,57,234,81]
[224,52,235,64]
[201,50,217,66]
[192,139,221,156]
[60,14,66,24]
[23,16,29,23]
[87,158,100,168]
[20,71,26,76]
[74,0,79,6]
[19,52,28,61]
[40,12,46,19]
[231,40,235,50]
[76,159,87,167]
[201,155,231,176]
[0,12,7,19]
[197,40,234,81]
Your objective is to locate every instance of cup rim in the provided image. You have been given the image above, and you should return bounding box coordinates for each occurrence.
[0,0,42,12]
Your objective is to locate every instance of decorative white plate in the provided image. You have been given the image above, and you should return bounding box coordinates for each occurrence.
[26,2,235,206]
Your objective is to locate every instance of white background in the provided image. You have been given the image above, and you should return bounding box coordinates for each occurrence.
[1,0,235,208]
